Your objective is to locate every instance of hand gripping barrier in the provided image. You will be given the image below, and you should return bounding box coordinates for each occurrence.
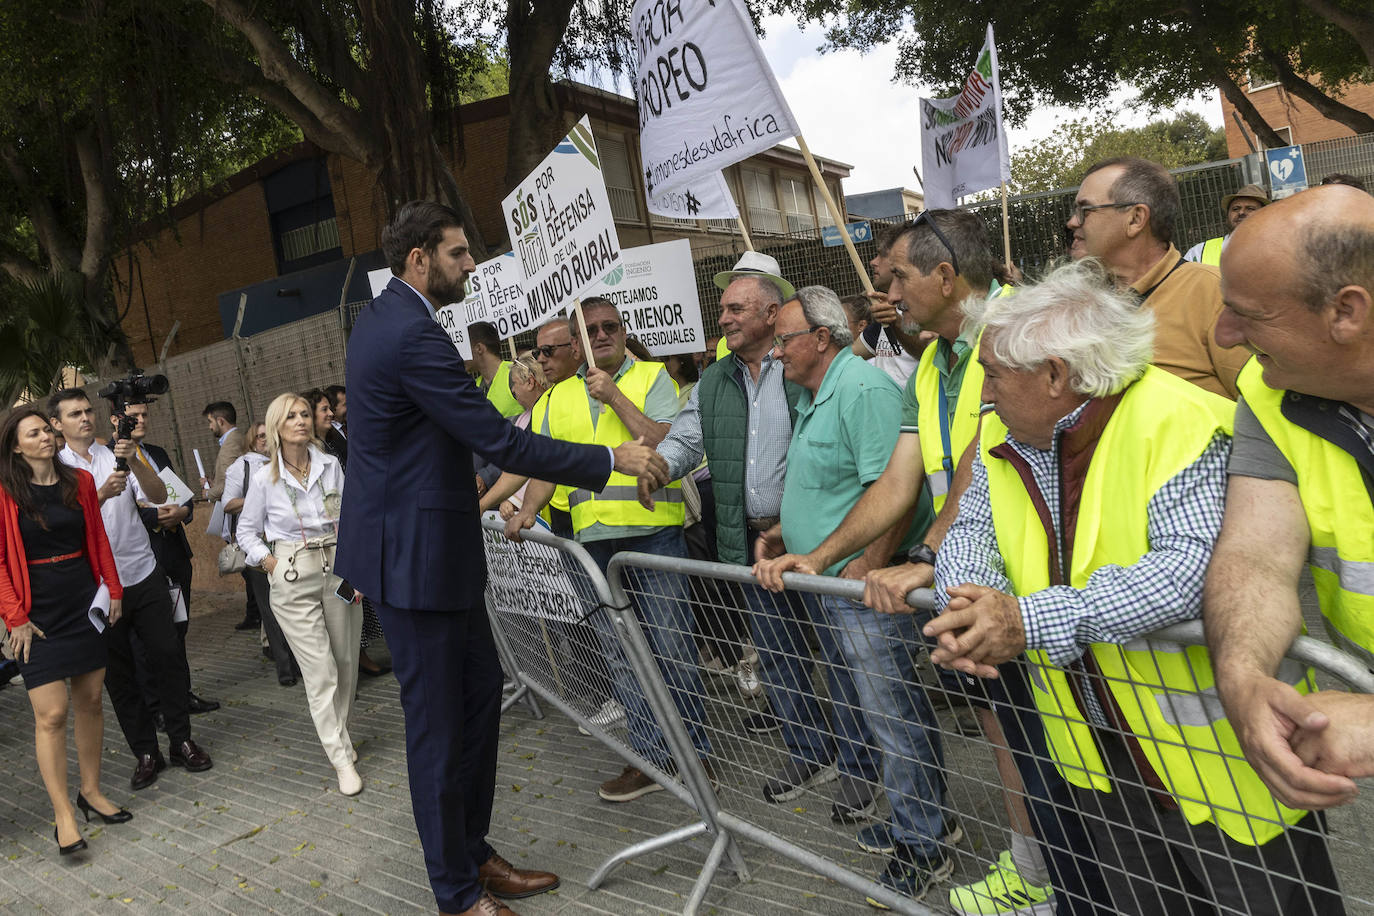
[479,516,750,902]
[600,550,1374,916]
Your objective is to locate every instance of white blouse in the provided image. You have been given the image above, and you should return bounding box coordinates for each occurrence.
[236,445,345,566]
[222,451,270,540]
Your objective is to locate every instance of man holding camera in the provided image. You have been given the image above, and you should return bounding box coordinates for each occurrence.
[50,388,213,789]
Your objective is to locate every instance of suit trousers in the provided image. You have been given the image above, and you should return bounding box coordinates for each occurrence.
[374,600,501,914]
[267,542,361,769]
[105,569,192,755]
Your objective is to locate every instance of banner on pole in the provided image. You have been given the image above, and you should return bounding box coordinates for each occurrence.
[632,0,799,198]
[918,24,1011,208]
[501,116,622,335]
[647,171,739,221]
[583,238,704,356]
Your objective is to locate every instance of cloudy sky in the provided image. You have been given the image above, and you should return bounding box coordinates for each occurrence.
[595,16,1225,196]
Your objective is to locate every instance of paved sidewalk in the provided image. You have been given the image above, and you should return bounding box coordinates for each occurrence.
[0,594,866,915]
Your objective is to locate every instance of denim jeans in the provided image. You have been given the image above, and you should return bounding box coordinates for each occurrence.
[747,584,880,783]
[818,594,947,857]
[581,527,712,770]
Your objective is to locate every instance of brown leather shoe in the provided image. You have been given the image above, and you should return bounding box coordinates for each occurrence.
[169,739,213,772]
[445,891,519,915]
[130,752,166,790]
[478,852,559,898]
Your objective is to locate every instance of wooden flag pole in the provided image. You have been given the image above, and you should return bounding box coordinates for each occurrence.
[735,216,755,252]
[999,181,1013,273]
[795,133,874,295]
[571,297,603,413]
[508,338,518,360]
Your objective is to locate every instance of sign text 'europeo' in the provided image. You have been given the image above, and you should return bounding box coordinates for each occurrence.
[632,0,799,198]
[502,117,622,330]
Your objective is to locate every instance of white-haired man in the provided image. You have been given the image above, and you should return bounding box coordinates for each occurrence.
[928,259,1341,915]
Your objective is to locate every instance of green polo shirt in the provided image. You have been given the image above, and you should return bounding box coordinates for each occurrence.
[781,348,931,576]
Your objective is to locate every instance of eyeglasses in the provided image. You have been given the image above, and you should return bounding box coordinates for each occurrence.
[585,321,623,339]
[1070,201,1143,223]
[534,342,572,358]
[772,326,821,349]
[911,210,960,277]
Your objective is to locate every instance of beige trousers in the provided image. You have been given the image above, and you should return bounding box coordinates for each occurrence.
[268,540,361,769]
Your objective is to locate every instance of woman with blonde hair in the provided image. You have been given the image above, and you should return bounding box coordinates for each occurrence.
[236,394,362,795]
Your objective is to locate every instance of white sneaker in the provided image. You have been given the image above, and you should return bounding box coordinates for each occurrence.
[336,763,363,796]
[578,699,627,735]
[735,651,764,699]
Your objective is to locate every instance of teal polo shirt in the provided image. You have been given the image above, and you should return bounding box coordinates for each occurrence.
[781,348,932,576]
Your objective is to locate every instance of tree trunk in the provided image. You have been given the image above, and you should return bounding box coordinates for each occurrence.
[504,0,579,231]
[1259,45,1374,136]
[1210,66,1287,149]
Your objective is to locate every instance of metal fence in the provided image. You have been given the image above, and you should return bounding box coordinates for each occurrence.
[482,516,1374,916]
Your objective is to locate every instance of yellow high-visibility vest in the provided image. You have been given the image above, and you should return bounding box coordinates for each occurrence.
[983,366,1309,845]
[544,359,683,531]
[1238,360,1374,666]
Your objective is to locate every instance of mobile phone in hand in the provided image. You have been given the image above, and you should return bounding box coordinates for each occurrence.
[335,580,357,603]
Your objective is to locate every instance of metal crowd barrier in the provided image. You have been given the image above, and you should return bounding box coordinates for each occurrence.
[478,516,750,900]
[483,517,1374,915]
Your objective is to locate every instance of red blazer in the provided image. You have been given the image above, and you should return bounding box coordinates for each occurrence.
[0,470,123,629]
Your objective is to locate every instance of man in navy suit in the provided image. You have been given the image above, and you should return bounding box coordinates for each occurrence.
[336,201,669,916]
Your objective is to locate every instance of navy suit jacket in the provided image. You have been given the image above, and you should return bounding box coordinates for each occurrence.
[336,277,611,611]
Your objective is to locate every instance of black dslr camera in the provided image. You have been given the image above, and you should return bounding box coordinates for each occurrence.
[98,370,169,471]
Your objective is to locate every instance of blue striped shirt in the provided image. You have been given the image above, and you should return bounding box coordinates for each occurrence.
[935,400,1231,724]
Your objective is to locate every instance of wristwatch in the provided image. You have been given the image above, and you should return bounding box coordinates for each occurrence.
[907,543,937,567]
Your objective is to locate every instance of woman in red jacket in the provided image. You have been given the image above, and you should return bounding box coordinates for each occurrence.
[1,407,131,855]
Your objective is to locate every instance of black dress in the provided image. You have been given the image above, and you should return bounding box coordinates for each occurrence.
[16,483,107,688]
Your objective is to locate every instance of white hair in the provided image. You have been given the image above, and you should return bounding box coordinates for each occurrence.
[796,285,853,347]
[966,259,1155,397]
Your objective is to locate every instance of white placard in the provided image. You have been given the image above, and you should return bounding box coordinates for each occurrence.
[583,239,704,356]
[155,467,195,509]
[367,266,392,298]
[433,305,474,360]
[632,0,800,198]
[474,252,527,339]
[501,117,622,333]
[482,519,583,624]
[647,171,740,221]
[919,24,1011,208]
[89,583,110,633]
[192,448,206,482]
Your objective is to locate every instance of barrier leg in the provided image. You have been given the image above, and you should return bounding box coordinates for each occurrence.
[587,821,710,889]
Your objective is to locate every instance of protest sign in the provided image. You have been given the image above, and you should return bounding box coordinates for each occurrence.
[632,0,799,198]
[474,252,526,338]
[583,238,704,356]
[482,521,584,624]
[155,467,195,510]
[647,171,739,221]
[432,305,473,359]
[919,24,1010,208]
[501,116,622,336]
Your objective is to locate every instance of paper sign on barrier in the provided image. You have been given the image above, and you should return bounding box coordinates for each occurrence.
[482,522,584,624]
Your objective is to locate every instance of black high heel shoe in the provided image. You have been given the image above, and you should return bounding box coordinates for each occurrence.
[54,825,87,855]
[76,792,133,824]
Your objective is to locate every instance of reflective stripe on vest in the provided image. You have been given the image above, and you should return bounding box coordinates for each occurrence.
[984,366,1307,845]
[914,333,985,514]
[1200,236,1224,267]
[1238,359,1374,663]
[545,359,684,531]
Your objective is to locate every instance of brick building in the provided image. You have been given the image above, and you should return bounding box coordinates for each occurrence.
[1221,74,1374,159]
[115,84,851,365]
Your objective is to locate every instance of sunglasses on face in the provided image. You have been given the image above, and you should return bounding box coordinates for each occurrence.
[535,342,572,358]
[585,321,623,339]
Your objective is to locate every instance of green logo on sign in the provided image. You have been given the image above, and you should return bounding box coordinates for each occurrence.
[602,265,624,286]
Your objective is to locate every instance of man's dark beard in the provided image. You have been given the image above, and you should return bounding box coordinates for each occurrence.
[429,272,468,306]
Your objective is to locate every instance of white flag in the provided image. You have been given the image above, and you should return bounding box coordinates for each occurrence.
[918,24,1011,208]
[632,0,799,198]
[647,172,739,221]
